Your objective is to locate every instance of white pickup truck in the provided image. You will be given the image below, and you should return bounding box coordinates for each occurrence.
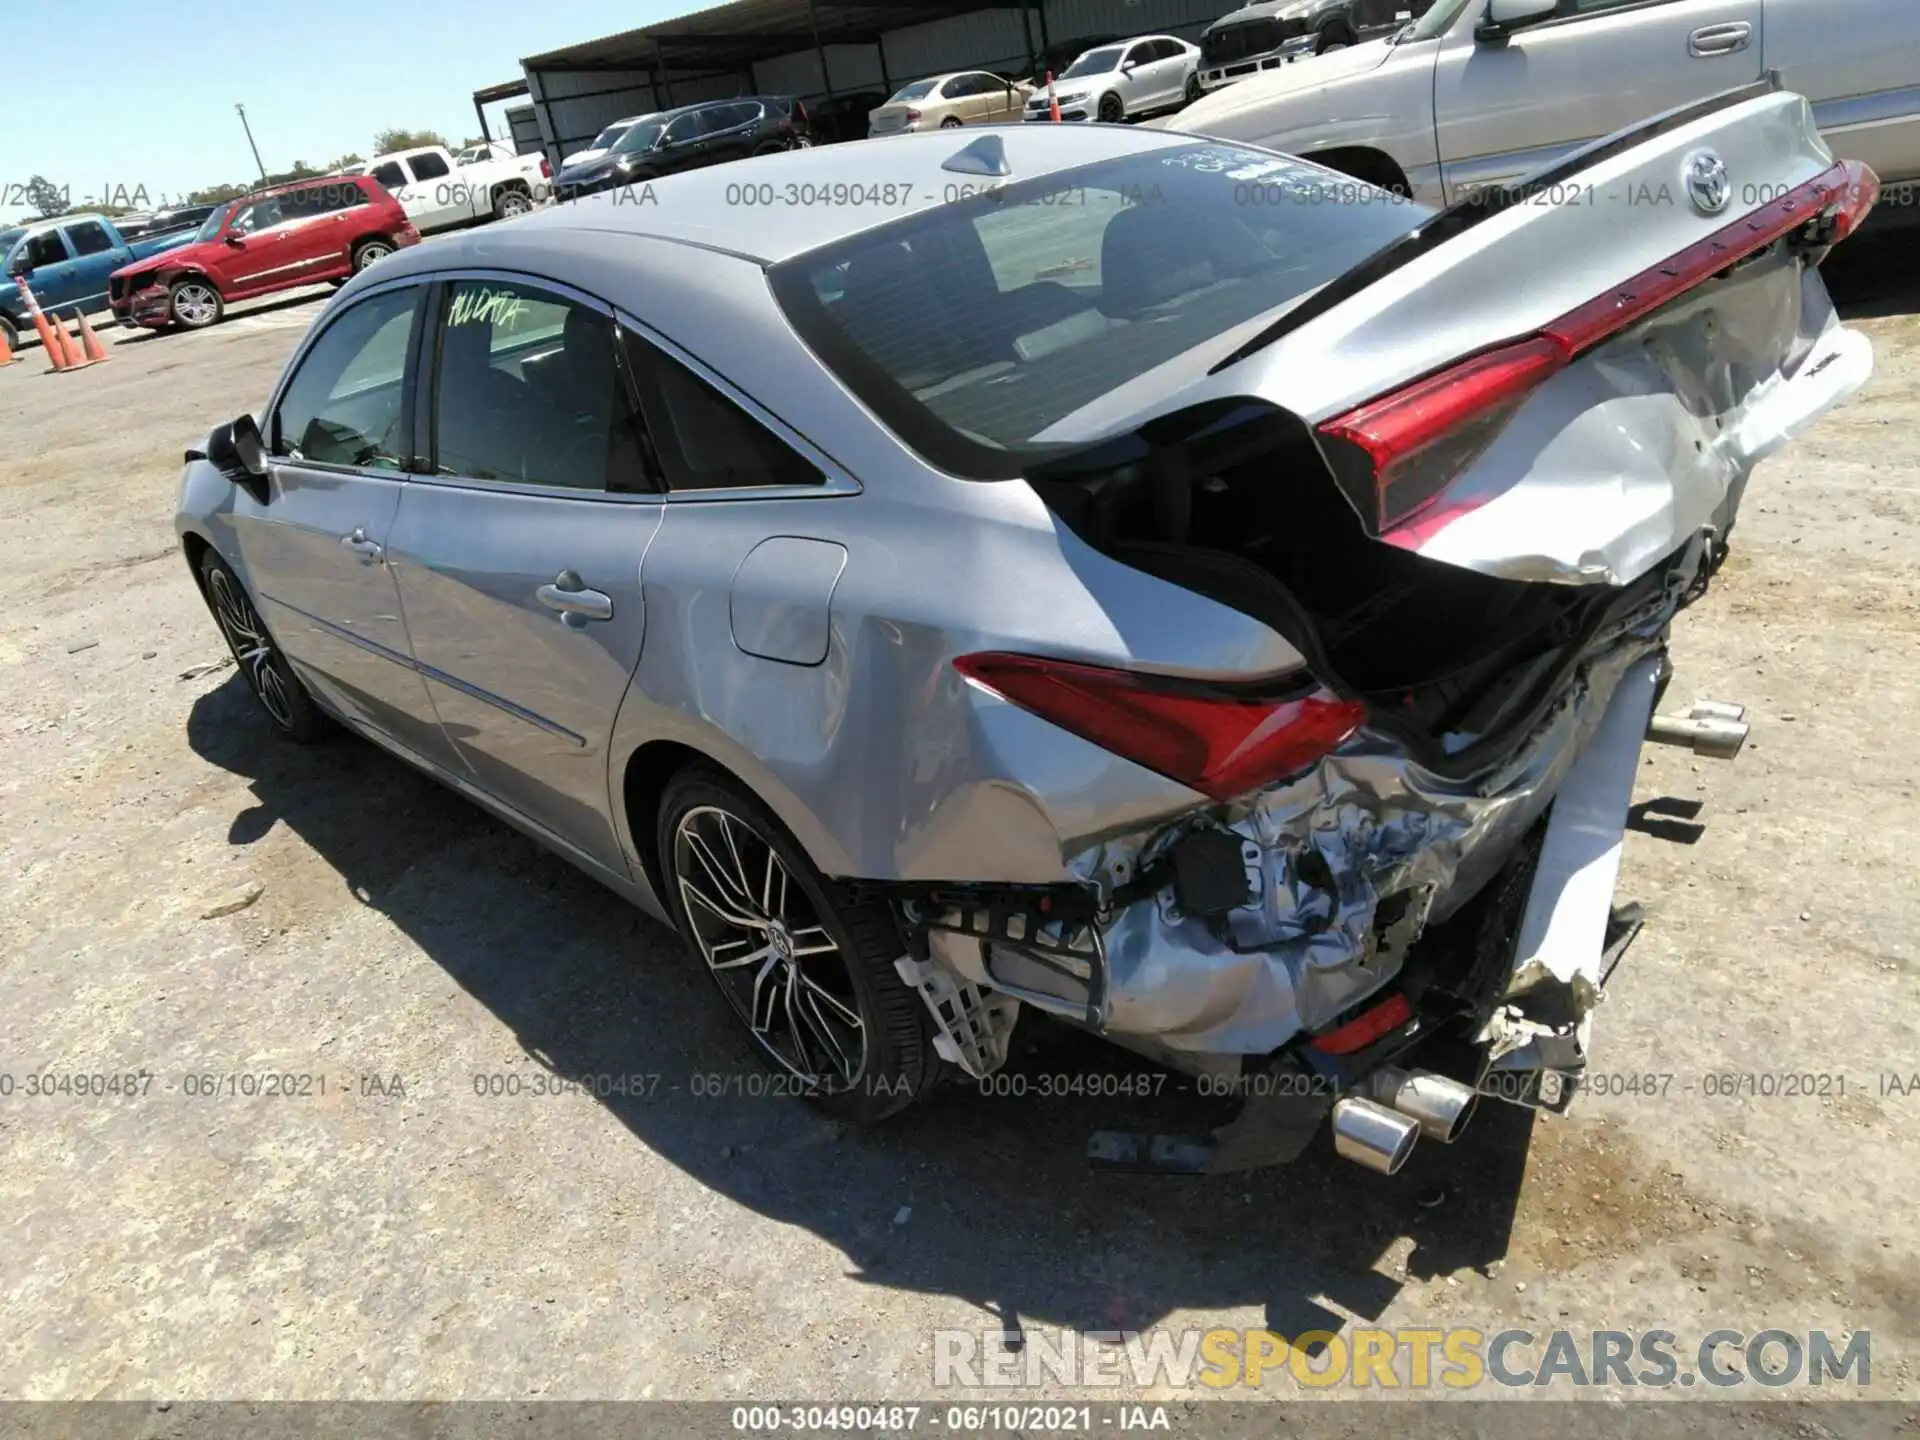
[355,144,551,235]
[1167,0,1920,211]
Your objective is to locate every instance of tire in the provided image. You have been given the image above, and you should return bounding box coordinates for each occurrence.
[197,549,332,744]
[491,186,533,221]
[940,115,964,128]
[350,239,394,273]
[1184,73,1203,105]
[656,766,936,1123]
[1097,91,1125,124]
[1317,25,1354,53]
[168,278,223,330]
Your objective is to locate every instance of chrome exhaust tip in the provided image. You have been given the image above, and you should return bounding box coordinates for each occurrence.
[1647,699,1749,760]
[1330,1096,1421,1176]
[1367,1065,1480,1144]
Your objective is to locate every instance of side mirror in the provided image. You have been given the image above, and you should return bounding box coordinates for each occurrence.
[207,414,270,500]
[7,256,29,277]
[1478,0,1558,40]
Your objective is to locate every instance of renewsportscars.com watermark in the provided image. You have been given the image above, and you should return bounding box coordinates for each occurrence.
[934,1326,1871,1392]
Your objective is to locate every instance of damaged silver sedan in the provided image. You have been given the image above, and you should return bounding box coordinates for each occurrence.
[177,78,1877,1177]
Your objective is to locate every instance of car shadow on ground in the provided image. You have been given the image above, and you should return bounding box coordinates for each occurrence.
[188,675,1534,1341]
[1823,221,1920,321]
[109,287,335,345]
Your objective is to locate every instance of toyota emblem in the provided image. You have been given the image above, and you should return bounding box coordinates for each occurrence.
[1684,150,1732,216]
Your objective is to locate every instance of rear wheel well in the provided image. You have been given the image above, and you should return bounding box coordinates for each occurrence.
[1306,146,1412,198]
[489,178,531,201]
[622,739,745,902]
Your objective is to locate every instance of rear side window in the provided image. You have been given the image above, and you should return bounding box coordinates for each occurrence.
[431,279,655,493]
[770,141,1427,478]
[623,331,824,492]
[67,222,116,256]
[272,287,421,469]
[407,152,451,182]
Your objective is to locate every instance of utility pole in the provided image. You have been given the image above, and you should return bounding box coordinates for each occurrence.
[235,103,267,180]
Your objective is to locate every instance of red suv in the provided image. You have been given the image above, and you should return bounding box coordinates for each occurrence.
[109,175,419,331]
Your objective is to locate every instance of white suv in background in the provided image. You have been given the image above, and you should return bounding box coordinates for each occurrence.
[1166,0,1920,209]
[1024,36,1203,123]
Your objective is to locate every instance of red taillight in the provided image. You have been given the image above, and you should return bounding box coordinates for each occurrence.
[905,108,922,122]
[1310,993,1411,1054]
[1319,335,1564,533]
[954,652,1367,801]
[1317,158,1880,536]
[794,100,808,122]
[539,156,552,179]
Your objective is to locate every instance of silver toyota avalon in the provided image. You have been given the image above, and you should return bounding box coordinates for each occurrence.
[176,82,1877,1177]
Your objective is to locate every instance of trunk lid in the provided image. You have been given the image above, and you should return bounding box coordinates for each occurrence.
[1056,85,1873,588]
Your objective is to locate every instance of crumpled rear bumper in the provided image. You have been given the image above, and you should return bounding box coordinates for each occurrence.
[909,547,1695,1096]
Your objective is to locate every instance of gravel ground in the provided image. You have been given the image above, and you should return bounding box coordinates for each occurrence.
[1,239,1916,1413]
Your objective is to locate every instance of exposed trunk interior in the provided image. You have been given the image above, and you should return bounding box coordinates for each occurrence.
[1026,402,1680,773]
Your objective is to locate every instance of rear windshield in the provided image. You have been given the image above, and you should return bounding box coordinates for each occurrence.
[889,80,939,102]
[769,142,1425,478]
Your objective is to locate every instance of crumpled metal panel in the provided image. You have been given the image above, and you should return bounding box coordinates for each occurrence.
[1053,630,1666,1056]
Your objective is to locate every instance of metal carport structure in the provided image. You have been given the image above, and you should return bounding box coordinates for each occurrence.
[502,0,1231,171]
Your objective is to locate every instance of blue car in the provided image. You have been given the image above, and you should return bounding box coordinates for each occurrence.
[0,213,197,351]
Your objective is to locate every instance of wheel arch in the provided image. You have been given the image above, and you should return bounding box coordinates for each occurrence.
[1304,145,1413,196]
[617,733,858,914]
[488,177,532,202]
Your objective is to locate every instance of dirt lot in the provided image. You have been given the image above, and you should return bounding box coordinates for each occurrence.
[1,241,1917,1413]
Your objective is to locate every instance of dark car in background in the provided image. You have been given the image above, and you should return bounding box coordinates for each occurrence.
[810,90,889,145]
[1197,0,1430,93]
[555,96,809,198]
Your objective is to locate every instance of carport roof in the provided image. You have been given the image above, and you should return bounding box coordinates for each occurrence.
[522,0,1021,74]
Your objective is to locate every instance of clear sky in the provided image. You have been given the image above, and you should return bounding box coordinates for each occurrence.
[5,0,693,219]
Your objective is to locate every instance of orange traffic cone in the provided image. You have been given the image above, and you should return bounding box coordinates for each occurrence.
[55,316,89,370]
[76,310,110,365]
[1047,71,1062,123]
[0,321,14,367]
[12,277,69,371]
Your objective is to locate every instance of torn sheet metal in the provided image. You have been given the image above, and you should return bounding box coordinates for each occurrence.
[1051,630,1665,1057]
[1477,651,1666,1107]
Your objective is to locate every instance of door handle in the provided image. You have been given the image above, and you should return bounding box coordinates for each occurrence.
[1689,22,1752,56]
[340,527,384,564]
[537,569,614,624]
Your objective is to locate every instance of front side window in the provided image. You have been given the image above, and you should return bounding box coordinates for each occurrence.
[66,222,115,256]
[407,152,451,182]
[23,231,69,268]
[193,205,234,243]
[623,332,824,492]
[771,141,1429,476]
[230,196,285,235]
[371,162,407,191]
[432,279,653,493]
[272,287,421,469]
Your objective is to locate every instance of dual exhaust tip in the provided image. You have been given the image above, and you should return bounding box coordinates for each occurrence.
[1330,1066,1479,1176]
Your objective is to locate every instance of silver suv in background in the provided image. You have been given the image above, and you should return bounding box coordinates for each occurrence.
[1171,0,1920,207]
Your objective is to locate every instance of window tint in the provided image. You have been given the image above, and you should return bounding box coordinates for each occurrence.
[1123,43,1155,67]
[23,231,68,268]
[771,141,1428,472]
[407,151,451,182]
[663,113,702,144]
[1152,39,1185,60]
[272,287,420,469]
[432,279,654,493]
[623,332,825,491]
[67,221,116,256]
[372,162,407,190]
[230,196,285,234]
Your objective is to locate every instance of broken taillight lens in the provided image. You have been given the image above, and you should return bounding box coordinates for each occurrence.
[954,652,1367,801]
[1316,158,1880,536]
